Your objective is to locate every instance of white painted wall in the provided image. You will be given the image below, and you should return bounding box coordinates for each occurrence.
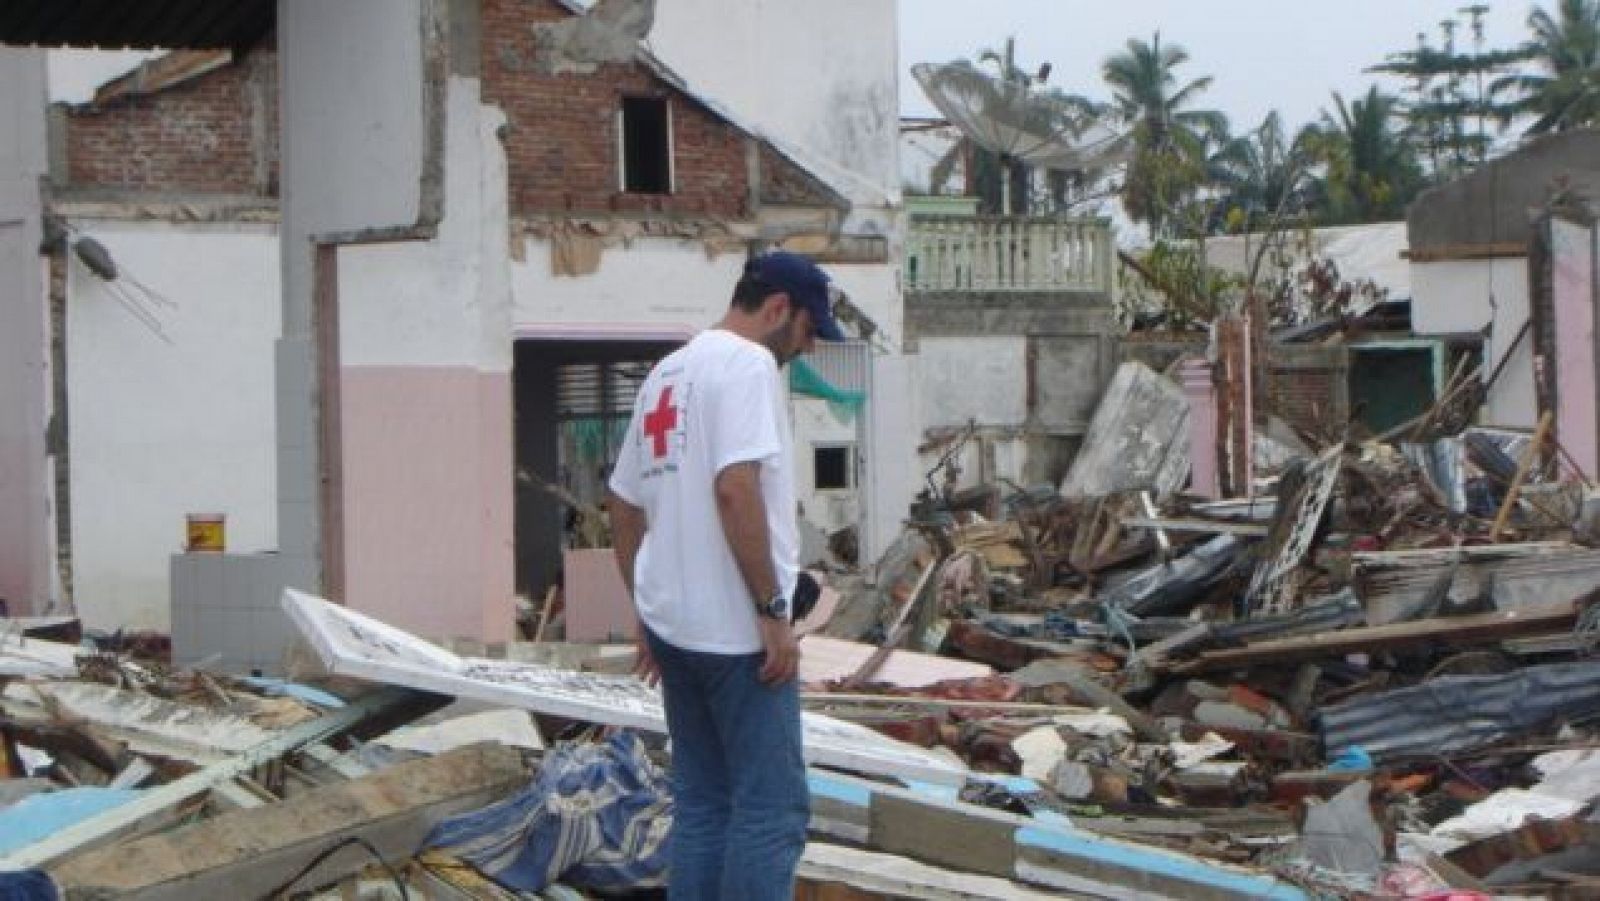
[276,0,433,583]
[648,0,900,208]
[0,50,51,614]
[66,222,281,629]
[917,337,1029,428]
[1411,258,1536,428]
[511,237,741,334]
[339,79,511,371]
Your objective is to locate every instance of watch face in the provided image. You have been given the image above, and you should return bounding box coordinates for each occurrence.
[767,596,789,619]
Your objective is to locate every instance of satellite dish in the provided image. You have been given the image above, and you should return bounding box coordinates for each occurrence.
[912,61,1130,211]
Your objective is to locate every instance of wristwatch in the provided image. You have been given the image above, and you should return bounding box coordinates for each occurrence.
[756,590,790,621]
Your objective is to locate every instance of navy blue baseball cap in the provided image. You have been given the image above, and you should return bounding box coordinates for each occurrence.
[746,251,846,341]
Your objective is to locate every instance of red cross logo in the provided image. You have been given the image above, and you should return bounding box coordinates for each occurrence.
[643,385,678,459]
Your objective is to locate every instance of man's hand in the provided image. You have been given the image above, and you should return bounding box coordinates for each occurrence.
[634,633,660,687]
[757,617,800,685]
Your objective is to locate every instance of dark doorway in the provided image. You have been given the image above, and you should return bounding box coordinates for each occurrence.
[513,339,679,599]
[1349,346,1437,434]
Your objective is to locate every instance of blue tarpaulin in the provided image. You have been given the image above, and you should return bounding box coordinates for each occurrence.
[0,787,141,856]
[425,731,672,892]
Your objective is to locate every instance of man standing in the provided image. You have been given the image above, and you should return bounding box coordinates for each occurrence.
[608,251,845,899]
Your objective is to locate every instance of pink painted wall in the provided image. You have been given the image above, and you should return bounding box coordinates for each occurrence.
[1179,357,1220,499]
[339,366,514,641]
[1552,220,1598,480]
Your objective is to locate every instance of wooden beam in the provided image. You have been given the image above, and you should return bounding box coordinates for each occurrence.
[1404,242,1527,263]
[1172,601,1579,674]
[49,743,527,900]
[1493,410,1555,541]
[1,687,435,869]
[1121,517,1270,537]
[839,559,937,691]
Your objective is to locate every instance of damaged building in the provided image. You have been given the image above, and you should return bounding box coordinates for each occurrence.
[12,0,912,658]
[8,2,1600,898]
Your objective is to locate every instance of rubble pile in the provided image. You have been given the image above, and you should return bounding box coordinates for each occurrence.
[5,411,1600,899]
[795,404,1600,897]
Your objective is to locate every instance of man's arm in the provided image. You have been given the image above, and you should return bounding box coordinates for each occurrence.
[608,490,646,596]
[607,491,657,684]
[715,462,798,684]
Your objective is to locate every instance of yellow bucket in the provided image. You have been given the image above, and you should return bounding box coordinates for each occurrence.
[186,513,226,553]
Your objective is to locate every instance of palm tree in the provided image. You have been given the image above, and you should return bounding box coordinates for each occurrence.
[1211,111,1317,233]
[1493,0,1600,134]
[1102,32,1228,237]
[1304,87,1424,224]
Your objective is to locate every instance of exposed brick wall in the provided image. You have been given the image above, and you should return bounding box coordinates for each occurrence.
[59,4,836,217]
[1270,366,1343,437]
[63,43,278,197]
[482,0,830,219]
[757,142,836,208]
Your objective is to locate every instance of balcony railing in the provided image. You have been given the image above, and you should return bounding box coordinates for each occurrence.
[905,214,1113,295]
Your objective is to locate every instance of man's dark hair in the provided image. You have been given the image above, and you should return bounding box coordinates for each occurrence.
[730,261,782,312]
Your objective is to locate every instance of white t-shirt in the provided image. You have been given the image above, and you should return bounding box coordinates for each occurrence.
[608,329,798,654]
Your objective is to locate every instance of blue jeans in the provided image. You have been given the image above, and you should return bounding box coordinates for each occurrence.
[645,627,809,901]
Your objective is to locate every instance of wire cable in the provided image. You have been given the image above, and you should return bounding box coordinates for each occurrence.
[255,835,409,900]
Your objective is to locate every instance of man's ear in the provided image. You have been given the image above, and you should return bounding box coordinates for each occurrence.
[764,291,793,321]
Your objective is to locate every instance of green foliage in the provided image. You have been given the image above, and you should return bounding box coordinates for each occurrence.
[1210,111,1319,234]
[1102,32,1228,237]
[1117,240,1243,328]
[1370,5,1525,181]
[1302,87,1426,224]
[1492,0,1600,133]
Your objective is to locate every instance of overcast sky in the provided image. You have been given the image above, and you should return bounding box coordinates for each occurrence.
[899,0,1537,132]
[50,1,1543,132]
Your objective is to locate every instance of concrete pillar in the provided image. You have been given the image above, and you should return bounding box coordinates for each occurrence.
[1179,356,1219,499]
[1215,314,1254,497]
[1549,218,1599,479]
[0,50,51,613]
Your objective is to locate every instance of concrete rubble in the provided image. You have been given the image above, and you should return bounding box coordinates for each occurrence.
[8,365,1600,899]
[0,289,1561,890]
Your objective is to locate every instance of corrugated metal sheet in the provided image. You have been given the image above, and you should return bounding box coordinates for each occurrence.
[1320,660,1600,762]
[0,1,274,51]
[1355,545,1600,623]
[803,340,871,395]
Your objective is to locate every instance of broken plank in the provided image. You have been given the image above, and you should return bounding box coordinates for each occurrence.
[1121,517,1270,537]
[798,843,1067,900]
[840,559,939,690]
[1,686,437,869]
[1174,600,1580,673]
[800,634,993,688]
[49,742,527,900]
[1492,410,1554,541]
[3,681,277,758]
[284,589,969,786]
[807,771,1306,900]
[0,633,79,678]
[1048,668,1170,744]
[803,693,1091,715]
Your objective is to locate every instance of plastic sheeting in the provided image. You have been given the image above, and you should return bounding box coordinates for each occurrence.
[1320,660,1600,762]
[425,731,671,893]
